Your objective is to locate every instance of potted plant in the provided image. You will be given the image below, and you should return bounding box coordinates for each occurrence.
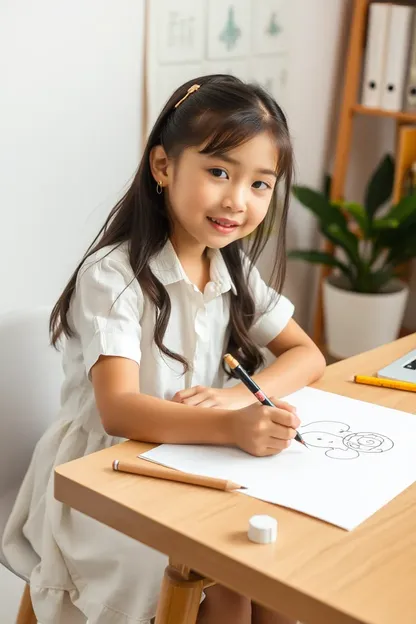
[289,154,416,358]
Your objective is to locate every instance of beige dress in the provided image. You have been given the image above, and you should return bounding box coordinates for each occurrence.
[2,240,294,624]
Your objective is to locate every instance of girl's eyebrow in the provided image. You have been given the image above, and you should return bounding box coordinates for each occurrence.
[206,152,277,178]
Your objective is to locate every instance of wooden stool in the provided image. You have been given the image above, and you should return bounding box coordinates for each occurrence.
[155,561,214,624]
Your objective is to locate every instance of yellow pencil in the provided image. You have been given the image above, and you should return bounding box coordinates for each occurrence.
[353,375,416,393]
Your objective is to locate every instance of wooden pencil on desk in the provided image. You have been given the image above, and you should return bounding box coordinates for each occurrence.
[112,459,245,491]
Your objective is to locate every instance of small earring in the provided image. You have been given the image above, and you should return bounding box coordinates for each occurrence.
[156,180,163,195]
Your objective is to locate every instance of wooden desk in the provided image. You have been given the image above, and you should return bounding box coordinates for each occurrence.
[55,335,416,624]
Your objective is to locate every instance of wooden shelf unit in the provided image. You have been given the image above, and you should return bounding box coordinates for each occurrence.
[352,103,416,123]
[313,0,416,350]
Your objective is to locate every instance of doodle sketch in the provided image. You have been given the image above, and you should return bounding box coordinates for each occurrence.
[219,7,241,51]
[157,0,205,64]
[207,0,251,60]
[266,12,282,37]
[252,0,288,56]
[300,421,394,459]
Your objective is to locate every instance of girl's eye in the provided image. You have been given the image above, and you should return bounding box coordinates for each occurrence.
[252,180,271,190]
[209,168,228,179]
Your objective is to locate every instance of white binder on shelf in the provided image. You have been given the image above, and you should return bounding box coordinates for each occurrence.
[361,3,391,108]
[381,4,414,112]
[404,9,416,112]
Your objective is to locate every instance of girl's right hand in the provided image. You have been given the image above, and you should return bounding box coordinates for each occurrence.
[228,398,300,457]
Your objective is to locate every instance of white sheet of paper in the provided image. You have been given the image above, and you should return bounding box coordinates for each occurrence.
[140,387,416,530]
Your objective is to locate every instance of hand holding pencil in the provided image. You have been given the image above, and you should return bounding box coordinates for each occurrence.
[222,354,303,456]
[224,353,306,453]
[226,400,302,456]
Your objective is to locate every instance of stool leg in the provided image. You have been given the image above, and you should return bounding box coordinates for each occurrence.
[16,584,37,624]
[155,563,205,624]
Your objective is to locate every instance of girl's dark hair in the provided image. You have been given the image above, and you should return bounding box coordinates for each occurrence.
[50,74,293,377]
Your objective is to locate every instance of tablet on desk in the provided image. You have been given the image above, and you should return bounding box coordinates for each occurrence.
[377,348,416,383]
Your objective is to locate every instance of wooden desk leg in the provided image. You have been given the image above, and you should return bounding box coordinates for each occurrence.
[155,562,211,624]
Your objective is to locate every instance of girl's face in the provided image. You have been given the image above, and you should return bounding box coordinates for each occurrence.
[161,131,278,252]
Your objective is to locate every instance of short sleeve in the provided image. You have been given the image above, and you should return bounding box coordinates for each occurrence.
[245,261,294,347]
[71,251,144,376]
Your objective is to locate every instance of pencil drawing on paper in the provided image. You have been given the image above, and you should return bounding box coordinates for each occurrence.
[299,421,394,459]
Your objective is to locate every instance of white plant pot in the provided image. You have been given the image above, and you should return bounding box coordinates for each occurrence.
[323,276,409,359]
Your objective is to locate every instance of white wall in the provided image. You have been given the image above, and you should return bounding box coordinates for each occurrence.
[0,0,144,618]
[0,0,144,315]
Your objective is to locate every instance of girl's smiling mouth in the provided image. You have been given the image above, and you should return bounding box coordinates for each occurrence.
[207,216,240,233]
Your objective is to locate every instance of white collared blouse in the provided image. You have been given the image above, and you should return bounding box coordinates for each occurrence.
[67,239,294,405]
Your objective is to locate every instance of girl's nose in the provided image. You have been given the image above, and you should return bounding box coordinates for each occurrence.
[222,187,247,213]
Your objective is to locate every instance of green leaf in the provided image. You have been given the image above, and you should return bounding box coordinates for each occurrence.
[378,222,416,256]
[292,186,347,229]
[364,154,395,219]
[385,194,416,225]
[342,202,369,235]
[359,269,394,293]
[371,269,394,291]
[388,233,416,265]
[287,250,353,279]
[372,218,400,230]
[324,223,361,265]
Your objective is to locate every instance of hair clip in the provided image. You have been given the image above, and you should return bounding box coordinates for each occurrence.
[174,84,201,109]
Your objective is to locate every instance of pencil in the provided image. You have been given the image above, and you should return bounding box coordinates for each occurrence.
[353,375,416,393]
[112,459,245,491]
[223,353,307,447]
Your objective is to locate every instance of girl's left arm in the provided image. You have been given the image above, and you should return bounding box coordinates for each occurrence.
[250,318,326,398]
[173,320,326,409]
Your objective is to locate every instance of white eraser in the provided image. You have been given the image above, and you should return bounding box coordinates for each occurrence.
[248,515,278,544]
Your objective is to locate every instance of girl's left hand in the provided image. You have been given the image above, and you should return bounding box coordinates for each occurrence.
[171,385,253,410]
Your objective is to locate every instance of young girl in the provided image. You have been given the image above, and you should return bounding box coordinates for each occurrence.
[3,74,325,624]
